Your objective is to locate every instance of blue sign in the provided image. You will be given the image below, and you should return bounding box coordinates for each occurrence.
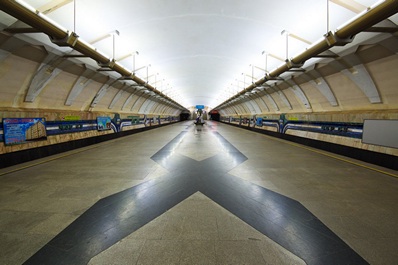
[97,116,112,131]
[196,105,204,109]
[3,118,47,145]
[256,117,263,127]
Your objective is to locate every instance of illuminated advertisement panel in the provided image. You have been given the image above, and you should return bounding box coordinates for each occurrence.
[3,118,47,145]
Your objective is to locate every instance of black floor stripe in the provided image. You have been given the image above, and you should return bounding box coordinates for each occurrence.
[24,126,369,265]
[24,172,199,265]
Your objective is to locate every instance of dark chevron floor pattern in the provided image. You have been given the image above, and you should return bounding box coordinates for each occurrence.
[23,125,368,265]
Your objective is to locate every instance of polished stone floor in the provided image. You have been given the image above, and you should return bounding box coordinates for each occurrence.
[88,192,305,265]
[0,121,397,264]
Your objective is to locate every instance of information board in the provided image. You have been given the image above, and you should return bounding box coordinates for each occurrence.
[362,119,398,148]
[97,116,112,131]
[3,118,47,145]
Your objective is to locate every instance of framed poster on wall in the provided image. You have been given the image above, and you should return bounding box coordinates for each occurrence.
[97,116,112,131]
[362,119,398,148]
[3,118,47,145]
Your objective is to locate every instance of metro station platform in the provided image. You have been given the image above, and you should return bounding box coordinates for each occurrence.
[0,121,397,265]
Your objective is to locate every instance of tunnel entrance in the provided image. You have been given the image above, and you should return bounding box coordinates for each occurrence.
[209,110,220,121]
[180,111,190,121]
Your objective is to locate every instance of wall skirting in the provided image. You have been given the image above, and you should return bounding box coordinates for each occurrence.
[222,122,398,171]
[0,123,171,169]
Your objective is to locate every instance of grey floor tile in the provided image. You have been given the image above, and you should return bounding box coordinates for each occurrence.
[178,240,216,265]
[0,232,52,265]
[257,238,306,265]
[28,213,79,236]
[1,121,397,264]
[89,192,305,264]
[0,210,52,234]
[215,240,266,265]
[88,239,146,265]
[347,237,398,265]
[161,215,185,240]
[136,239,184,265]
[129,215,168,240]
[180,215,218,240]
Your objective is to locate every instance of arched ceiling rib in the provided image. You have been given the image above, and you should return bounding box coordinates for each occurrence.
[0,0,398,110]
[215,0,398,110]
[0,0,187,113]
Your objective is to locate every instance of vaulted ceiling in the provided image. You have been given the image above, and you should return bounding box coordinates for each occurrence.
[1,0,398,110]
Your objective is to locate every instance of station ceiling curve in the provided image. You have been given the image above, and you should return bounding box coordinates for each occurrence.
[1,0,398,109]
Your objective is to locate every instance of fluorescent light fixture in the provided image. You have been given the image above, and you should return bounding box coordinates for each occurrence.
[95,48,111,61]
[15,0,36,13]
[36,11,68,33]
[335,0,383,32]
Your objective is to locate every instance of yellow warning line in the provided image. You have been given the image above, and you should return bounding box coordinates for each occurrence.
[259,133,398,179]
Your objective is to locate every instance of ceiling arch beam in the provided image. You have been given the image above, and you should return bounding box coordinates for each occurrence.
[131,92,148,112]
[65,67,96,106]
[253,92,270,112]
[245,95,262,114]
[144,100,159,114]
[260,88,280,111]
[273,85,293,110]
[301,66,339,107]
[0,0,187,111]
[108,83,128,109]
[89,77,114,108]
[215,0,398,110]
[329,56,381,103]
[341,63,381,103]
[285,79,312,110]
[25,53,73,102]
[121,86,143,110]
[139,98,152,114]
